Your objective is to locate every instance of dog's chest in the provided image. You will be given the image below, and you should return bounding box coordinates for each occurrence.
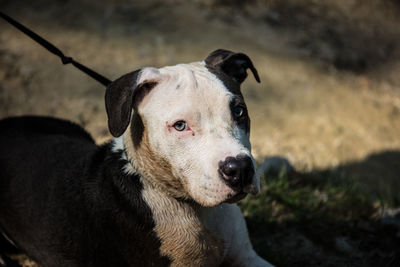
[141,180,225,267]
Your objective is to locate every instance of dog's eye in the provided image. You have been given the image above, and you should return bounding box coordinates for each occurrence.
[233,106,244,118]
[173,120,187,131]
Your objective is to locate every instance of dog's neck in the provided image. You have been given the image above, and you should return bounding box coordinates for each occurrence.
[112,135,225,266]
[113,128,189,199]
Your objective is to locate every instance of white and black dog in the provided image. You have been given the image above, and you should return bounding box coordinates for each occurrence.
[0,49,273,266]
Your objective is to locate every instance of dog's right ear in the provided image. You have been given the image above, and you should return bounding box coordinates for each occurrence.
[105,68,159,137]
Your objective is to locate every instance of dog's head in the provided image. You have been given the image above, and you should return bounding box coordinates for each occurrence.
[105,49,261,207]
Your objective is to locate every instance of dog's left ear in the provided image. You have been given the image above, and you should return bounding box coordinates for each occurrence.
[205,49,260,84]
[105,68,159,137]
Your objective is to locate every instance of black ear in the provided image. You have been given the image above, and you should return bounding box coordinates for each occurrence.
[105,69,157,137]
[205,49,260,84]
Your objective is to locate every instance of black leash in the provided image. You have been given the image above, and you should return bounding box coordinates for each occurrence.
[0,11,112,87]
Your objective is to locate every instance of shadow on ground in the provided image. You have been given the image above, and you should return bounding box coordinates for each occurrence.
[244,150,400,267]
[334,150,400,206]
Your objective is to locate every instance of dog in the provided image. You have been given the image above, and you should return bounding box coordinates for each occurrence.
[0,49,273,266]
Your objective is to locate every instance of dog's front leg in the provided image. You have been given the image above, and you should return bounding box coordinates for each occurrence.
[200,204,273,267]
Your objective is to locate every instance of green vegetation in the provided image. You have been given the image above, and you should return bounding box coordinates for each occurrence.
[241,170,375,224]
[240,169,400,266]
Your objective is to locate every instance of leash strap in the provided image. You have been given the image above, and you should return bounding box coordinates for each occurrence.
[0,11,112,87]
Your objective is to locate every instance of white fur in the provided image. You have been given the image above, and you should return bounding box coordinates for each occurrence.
[135,62,260,206]
[111,136,125,154]
[112,136,137,174]
[200,204,273,266]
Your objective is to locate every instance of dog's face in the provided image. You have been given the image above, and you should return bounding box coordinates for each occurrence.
[106,49,261,207]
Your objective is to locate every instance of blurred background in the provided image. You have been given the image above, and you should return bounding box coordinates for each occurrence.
[1,0,400,266]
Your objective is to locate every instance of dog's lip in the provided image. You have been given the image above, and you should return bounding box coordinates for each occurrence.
[224,191,248,203]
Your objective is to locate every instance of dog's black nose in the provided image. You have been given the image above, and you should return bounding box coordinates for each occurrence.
[218,154,254,190]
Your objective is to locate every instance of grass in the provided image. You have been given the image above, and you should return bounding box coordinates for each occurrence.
[241,169,375,224]
[239,168,400,266]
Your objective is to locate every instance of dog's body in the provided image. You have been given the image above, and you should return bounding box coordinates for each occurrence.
[0,50,272,266]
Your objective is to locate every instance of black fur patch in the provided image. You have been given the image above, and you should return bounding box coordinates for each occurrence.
[230,97,250,133]
[131,112,145,148]
[0,116,170,267]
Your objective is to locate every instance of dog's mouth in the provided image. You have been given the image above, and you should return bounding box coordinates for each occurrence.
[224,191,248,203]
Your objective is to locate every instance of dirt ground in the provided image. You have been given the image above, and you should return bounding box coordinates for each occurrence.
[1,0,400,266]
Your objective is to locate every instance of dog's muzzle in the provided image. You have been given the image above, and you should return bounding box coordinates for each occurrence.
[218,154,255,200]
